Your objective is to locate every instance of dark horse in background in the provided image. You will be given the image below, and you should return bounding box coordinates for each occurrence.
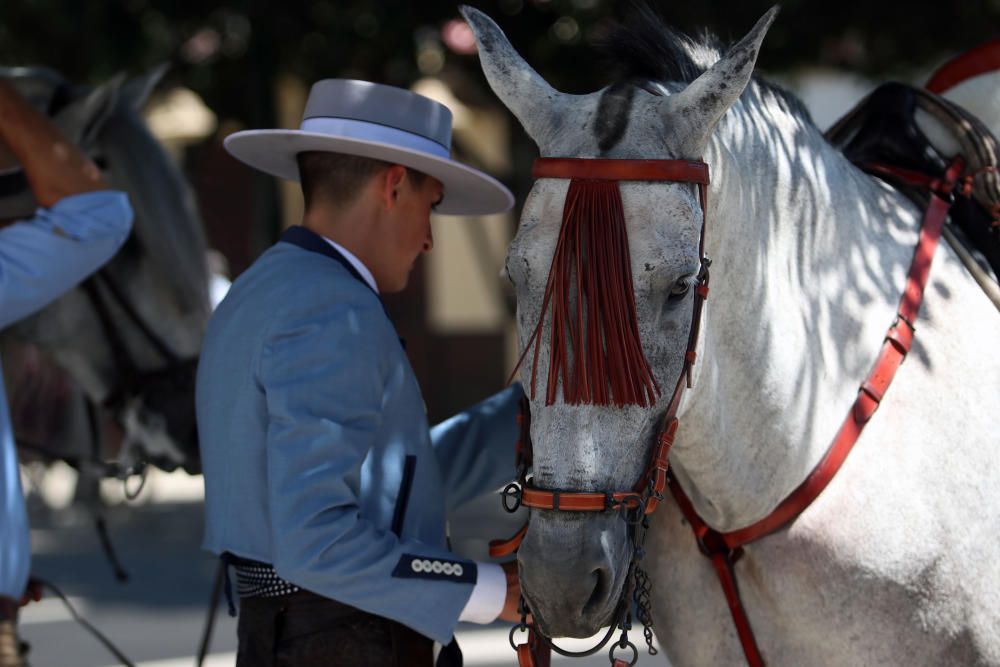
[0,65,210,493]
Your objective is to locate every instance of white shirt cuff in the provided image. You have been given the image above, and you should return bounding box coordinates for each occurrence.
[458,562,506,624]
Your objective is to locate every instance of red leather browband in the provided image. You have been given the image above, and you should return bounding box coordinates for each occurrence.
[533,157,710,184]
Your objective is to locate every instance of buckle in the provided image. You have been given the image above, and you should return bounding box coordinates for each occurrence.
[610,493,645,525]
[642,478,664,508]
[609,639,639,666]
[501,483,523,513]
[695,528,743,562]
[697,256,713,282]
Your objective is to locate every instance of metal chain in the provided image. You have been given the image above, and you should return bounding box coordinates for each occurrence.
[632,511,658,657]
[633,564,657,656]
[504,407,663,665]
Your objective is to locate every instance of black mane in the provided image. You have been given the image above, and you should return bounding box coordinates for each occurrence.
[599,3,814,124]
[599,3,712,85]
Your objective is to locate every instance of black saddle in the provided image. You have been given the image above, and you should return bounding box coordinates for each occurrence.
[826,81,1000,282]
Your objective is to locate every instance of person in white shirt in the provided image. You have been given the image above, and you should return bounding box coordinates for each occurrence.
[198,78,522,666]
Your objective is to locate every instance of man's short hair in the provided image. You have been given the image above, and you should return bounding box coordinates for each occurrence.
[296,152,426,209]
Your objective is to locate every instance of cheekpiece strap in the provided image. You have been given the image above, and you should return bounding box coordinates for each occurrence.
[533,157,710,184]
[510,156,712,515]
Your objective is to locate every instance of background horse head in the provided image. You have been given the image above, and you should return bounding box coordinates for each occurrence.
[466,5,1000,664]
[0,66,210,475]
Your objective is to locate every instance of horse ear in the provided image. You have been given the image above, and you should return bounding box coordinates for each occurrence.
[121,63,169,112]
[53,72,127,146]
[460,5,574,149]
[663,6,779,157]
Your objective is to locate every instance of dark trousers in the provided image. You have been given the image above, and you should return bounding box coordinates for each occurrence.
[236,589,435,667]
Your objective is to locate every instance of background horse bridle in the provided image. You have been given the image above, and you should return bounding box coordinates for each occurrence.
[79,266,201,476]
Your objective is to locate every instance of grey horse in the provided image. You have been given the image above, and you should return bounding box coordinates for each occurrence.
[465,5,1000,665]
[0,66,210,477]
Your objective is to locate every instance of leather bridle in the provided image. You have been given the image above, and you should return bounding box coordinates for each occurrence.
[511,157,711,517]
[493,156,712,667]
[80,267,201,476]
[496,154,965,667]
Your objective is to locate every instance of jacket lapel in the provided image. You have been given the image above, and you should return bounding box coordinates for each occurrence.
[280,225,376,294]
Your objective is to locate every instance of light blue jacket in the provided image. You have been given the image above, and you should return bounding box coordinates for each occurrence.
[0,191,133,599]
[197,226,520,644]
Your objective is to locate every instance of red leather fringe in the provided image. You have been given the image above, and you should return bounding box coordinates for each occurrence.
[517,180,660,407]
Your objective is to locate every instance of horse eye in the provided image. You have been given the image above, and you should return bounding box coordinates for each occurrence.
[669,279,691,298]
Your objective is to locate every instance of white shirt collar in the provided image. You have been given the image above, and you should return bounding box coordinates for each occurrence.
[321,237,379,294]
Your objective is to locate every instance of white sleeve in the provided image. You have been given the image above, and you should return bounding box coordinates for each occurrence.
[458,561,507,624]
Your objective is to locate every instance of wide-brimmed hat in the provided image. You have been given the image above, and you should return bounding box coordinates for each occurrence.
[224,79,513,216]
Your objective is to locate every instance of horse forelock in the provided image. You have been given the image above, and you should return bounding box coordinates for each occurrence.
[594,83,637,153]
[598,3,815,129]
[598,3,712,86]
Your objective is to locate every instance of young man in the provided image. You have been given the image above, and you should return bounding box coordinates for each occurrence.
[0,79,133,667]
[198,79,522,666]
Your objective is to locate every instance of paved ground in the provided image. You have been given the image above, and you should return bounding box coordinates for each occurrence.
[17,467,662,666]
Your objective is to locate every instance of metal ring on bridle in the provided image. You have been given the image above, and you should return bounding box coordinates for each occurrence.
[610,639,639,666]
[501,482,522,513]
[508,623,529,651]
[122,463,149,501]
[614,493,646,525]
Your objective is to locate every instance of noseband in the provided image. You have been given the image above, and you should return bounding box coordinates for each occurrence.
[495,157,711,667]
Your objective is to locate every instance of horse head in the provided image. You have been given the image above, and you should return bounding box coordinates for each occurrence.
[0,66,210,474]
[463,5,775,638]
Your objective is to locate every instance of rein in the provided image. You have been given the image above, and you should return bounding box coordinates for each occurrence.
[494,156,711,667]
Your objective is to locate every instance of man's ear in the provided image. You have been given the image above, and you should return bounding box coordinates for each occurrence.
[379,164,408,210]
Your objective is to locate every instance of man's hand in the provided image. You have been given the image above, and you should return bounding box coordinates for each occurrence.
[0,79,107,208]
[498,560,523,623]
[18,579,43,608]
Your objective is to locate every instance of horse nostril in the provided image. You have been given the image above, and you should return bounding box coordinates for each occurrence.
[583,567,611,615]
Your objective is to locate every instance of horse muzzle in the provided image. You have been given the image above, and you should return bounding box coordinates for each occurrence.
[516,512,631,638]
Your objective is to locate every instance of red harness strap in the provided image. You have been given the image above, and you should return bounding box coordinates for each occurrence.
[667,157,964,667]
[925,38,1000,94]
